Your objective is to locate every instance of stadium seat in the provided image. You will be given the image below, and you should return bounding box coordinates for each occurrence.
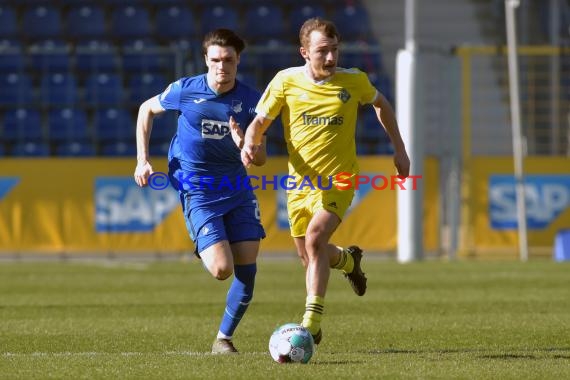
[331,5,371,41]
[155,6,197,41]
[288,5,326,39]
[110,5,151,40]
[0,6,17,38]
[200,6,238,36]
[29,40,72,73]
[149,140,171,156]
[122,39,169,73]
[12,141,50,157]
[65,5,106,40]
[47,108,90,143]
[254,39,292,73]
[55,141,96,157]
[39,72,78,106]
[100,141,137,156]
[128,73,167,105]
[2,108,43,142]
[0,72,34,106]
[0,39,25,72]
[243,5,286,42]
[93,107,134,143]
[75,40,118,73]
[85,73,124,106]
[21,5,63,40]
[151,111,177,143]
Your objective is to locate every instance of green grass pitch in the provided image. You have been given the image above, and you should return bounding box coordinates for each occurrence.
[1,257,569,379]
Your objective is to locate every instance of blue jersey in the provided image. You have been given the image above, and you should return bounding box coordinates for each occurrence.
[158,74,260,194]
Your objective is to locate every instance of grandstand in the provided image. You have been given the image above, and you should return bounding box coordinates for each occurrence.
[0,0,390,157]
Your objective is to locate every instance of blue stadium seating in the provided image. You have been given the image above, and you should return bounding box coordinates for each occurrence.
[21,5,63,40]
[110,5,151,40]
[29,40,72,73]
[243,5,286,42]
[0,40,25,72]
[100,141,137,156]
[200,5,238,36]
[40,72,78,106]
[128,73,167,105]
[0,6,17,38]
[66,5,107,40]
[12,141,50,157]
[2,108,43,142]
[75,40,118,72]
[0,73,34,106]
[122,39,168,73]
[93,107,134,142]
[289,5,326,37]
[55,141,96,156]
[155,6,197,41]
[331,5,371,41]
[85,73,124,106]
[151,111,177,143]
[47,108,90,142]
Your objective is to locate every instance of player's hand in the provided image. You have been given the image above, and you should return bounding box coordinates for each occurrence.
[134,160,154,187]
[229,116,244,149]
[241,143,259,168]
[394,148,410,178]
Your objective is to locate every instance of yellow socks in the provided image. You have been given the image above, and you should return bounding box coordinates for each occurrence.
[332,246,354,274]
[301,295,324,336]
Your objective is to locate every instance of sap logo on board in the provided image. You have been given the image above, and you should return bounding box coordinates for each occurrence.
[95,177,178,232]
[489,175,570,230]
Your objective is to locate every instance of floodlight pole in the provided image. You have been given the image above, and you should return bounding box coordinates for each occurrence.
[505,0,529,262]
[397,0,424,262]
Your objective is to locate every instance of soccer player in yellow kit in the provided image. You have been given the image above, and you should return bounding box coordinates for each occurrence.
[241,18,410,344]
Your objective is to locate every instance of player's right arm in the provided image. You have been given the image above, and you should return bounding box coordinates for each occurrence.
[241,115,272,168]
[134,96,166,187]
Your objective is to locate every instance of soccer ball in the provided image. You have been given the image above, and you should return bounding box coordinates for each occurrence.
[268,323,315,364]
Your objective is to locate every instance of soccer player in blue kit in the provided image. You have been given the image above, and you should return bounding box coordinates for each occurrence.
[133,29,266,354]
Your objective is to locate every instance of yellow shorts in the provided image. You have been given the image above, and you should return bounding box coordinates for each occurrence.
[287,188,355,237]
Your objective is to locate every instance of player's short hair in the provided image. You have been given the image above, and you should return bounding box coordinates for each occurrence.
[299,18,340,49]
[202,29,246,55]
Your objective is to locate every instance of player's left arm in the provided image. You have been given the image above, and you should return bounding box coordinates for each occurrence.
[371,93,410,177]
[229,115,267,166]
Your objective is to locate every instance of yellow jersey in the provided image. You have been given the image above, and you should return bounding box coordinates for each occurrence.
[256,65,378,187]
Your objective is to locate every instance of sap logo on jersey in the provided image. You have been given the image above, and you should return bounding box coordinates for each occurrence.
[201,119,230,140]
[489,175,570,229]
[95,177,178,232]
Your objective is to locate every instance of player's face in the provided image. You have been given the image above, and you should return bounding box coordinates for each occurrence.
[301,30,338,81]
[205,45,240,87]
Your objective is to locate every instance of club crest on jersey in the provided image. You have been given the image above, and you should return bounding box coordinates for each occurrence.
[201,119,230,140]
[337,88,351,103]
[231,100,242,113]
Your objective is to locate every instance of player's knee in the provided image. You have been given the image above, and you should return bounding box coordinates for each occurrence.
[211,266,233,280]
[305,232,326,257]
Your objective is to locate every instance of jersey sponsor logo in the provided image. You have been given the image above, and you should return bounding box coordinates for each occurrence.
[0,177,19,200]
[201,119,230,140]
[95,177,178,232]
[231,100,242,113]
[337,88,351,103]
[301,112,344,126]
[193,98,207,104]
[489,175,570,229]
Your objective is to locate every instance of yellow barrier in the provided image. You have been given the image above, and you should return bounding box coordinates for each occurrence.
[0,157,439,255]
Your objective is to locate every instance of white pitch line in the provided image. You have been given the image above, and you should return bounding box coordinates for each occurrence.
[3,351,268,357]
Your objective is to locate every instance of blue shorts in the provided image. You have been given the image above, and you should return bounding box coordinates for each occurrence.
[179,190,266,256]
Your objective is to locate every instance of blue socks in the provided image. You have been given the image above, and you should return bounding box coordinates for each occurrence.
[218,263,256,338]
